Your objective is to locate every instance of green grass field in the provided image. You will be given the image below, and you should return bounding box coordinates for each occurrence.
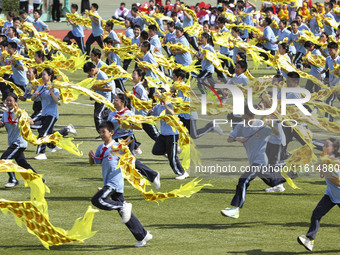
[0,59,340,255]
[0,0,340,253]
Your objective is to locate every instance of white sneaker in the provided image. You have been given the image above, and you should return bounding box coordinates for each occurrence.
[175,172,189,180]
[134,231,153,247]
[34,154,47,160]
[4,182,19,188]
[47,146,62,153]
[297,235,314,251]
[265,184,285,192]
[67,124,77,136]
[133,148,143,155]
[120,202,132,224]
[214,124,223,135]
[221,207,239,219]
[153,172,161,190]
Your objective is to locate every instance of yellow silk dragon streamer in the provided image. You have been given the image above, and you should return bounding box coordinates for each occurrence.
[118,111,200,170]
[201,49,232,77]
[253,0,298,7]
[0,77,24,95]
[153,54,200,74]
[110,138,211,202]
[165,42,198,55]
[117,33,132,46]
[136,59,169,83]
[139,12,167,36]
[0,160,98,249]
[302,50,326,68]
[264,53,328,89]
[14,107,82,156]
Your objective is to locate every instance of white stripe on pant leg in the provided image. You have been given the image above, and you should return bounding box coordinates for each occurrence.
[240,169,258,208]
[5,147,19,159]
[171,135,181,175]
[98,187,123,210]
[152,125,159,137]
[43,117,56,137]
[98,105,106,125]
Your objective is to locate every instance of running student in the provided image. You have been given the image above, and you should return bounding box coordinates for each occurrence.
[297,138,340,251]
[85,3,104,56]
[63,4,85,53]
[0,93,40,188]
[221,105,285,219]
[89,121,153,247]
[148,88,189,180]
[108,93,161,188]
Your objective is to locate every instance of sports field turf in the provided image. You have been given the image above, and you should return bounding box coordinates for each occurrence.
[0,0,340,254]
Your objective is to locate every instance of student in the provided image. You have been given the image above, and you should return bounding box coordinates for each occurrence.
[30,68,62,160]
[2,12,14,34]
[230,27,243,71]
[19,10,34,24]
[89,121,153,247]
[0,93,40,188]
[287,20,306,70]
[197,32,216,94]
[277,42,291,79]
[172,26,192,66]
[124,18,134,39]
[309,8,321,36]
[182,6,199,51]
[171,11,182,27]
[33,10,49,32]
[304,41,324,93]
[131,68,159,141]
[297,138,340,251]
[104,21,121,49]
[63,4,85,53]
[11,17,23,36]
[173,68,223,139]
[296,14,310,32]
[122,24,141,71]
[90,48,106,69]
[323,2,336,36]
[226,60,249,86]
[277,20,295,58]
[7,27,21,52]
[153,5,165,37]
[108,93,161,186]
[163,21,176,57]
[258,17,278,68]
[216,16,231,81]
[221,105,282,219]
[148,88,188,180]
[318,42,340,122]
[52,0,61,22]
[7,42,28,91]
[148,25,163,57]
[103,37,125,92]
[130,6,146,31]
[264,7,280,36]
[85,3,104,56]
[83,62,114,136]
[113,2,129,21]
[140,41,158,98]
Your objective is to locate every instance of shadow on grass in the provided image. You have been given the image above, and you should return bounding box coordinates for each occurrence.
[299,180,326,186]
[0,244,133,251]
[197,188,316,196]
[146,222,266,230]
[227,249,340,254]
[266,221,339,228]
[46,196,91,201]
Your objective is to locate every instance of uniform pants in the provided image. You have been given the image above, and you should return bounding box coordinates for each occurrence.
[91,186,148,241]
[115,136,158,182]
[152,134,184,175]
[197,70,215,94]
[37,116,57,154]
[230,164,286,208]
[306,194,340,240]
[63,31,85,53]
[86,33,103,56]
[179,116,215,139]
[94,102,110,133]
[293,52,304,69]
[1,144,36,183]
[52,0,61,22]
[142,123,159,141]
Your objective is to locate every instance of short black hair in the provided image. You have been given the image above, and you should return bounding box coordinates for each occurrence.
[91,48,102,58]
[290,20,298,26]
[133,68,145,80]
[173,68,186,79]
[237,60,247,71]
[103,36,113,45]
[328,41,338,49]
[19,10,27,15]
[99,121,115,132]
[133,24,141,30]
[287,71,300,79]
[141,40,151,50]
[83,62,96,73]
[167,21,175,28]
[264,7,273,13]
[91,3,99,10]
[148,24,158,32]
[264,17,272,25]
[244,104,255,117]
[8,42,17,50]
[71,4,78,11]
[34,10,42,16]
[304,41,314,48]
[6,92,18,102]
[140,30,149,40]
[106,21,113,29]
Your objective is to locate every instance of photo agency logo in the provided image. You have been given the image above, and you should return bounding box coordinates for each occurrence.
[201,84,312,128]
